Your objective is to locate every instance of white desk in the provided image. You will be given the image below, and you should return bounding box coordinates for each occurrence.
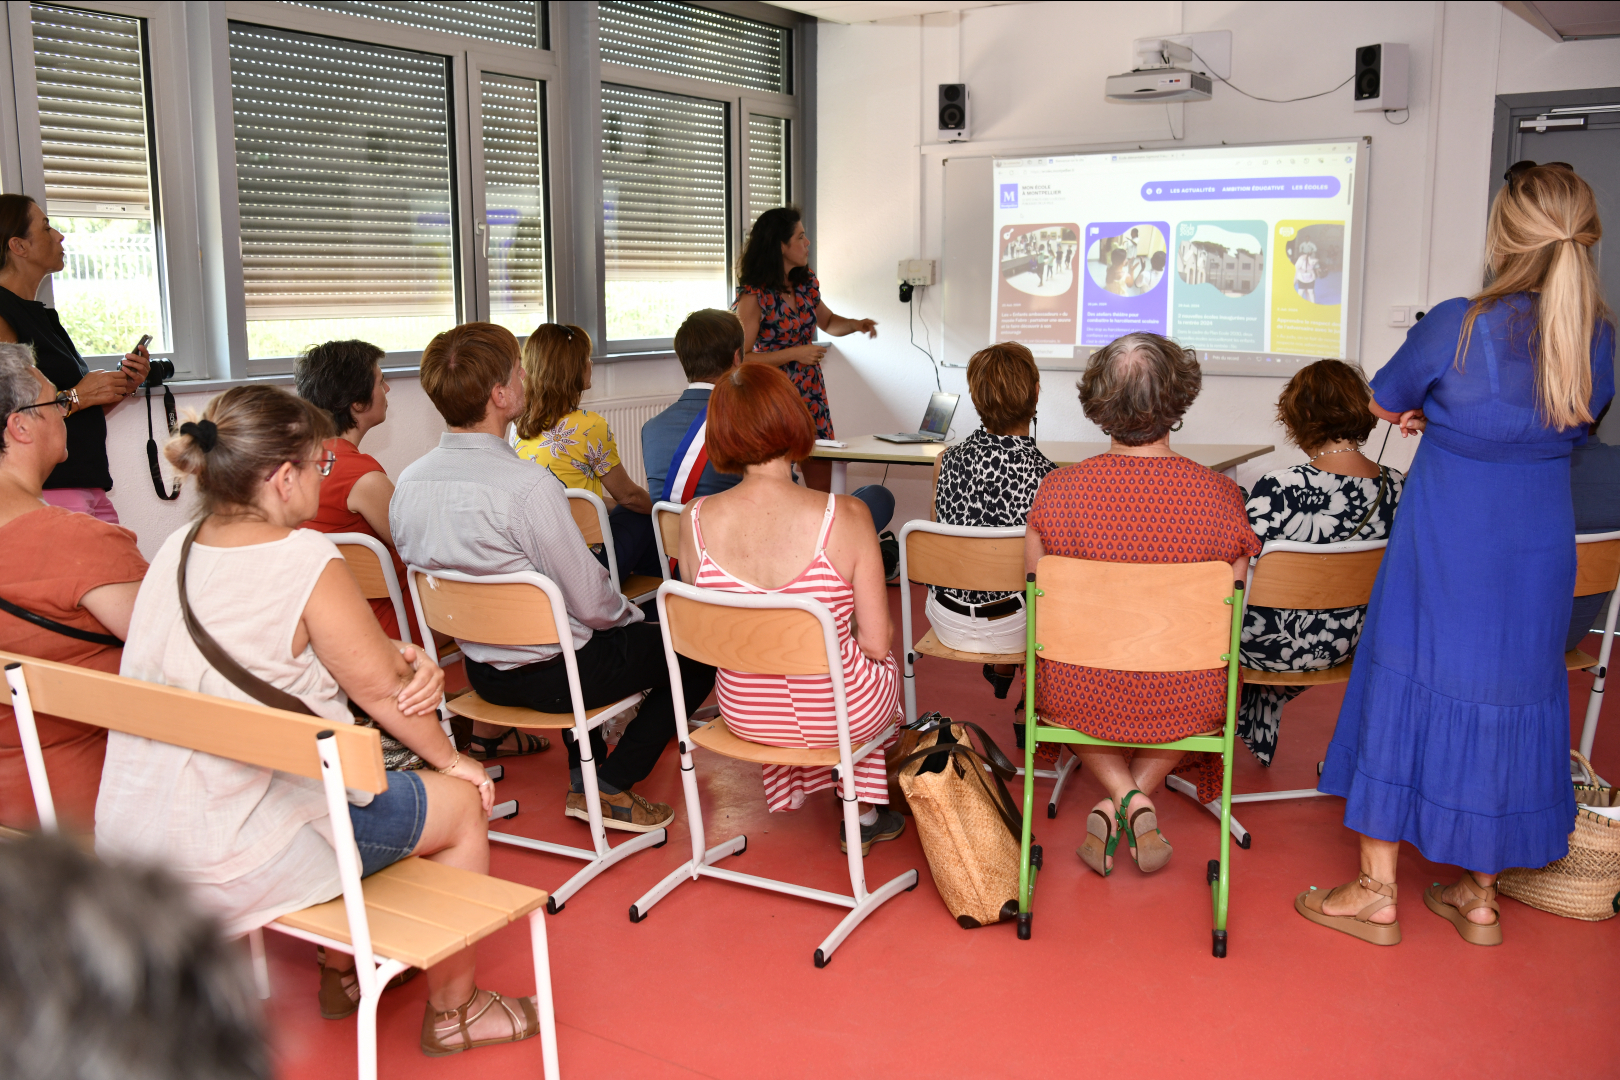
[810,438,1275,493]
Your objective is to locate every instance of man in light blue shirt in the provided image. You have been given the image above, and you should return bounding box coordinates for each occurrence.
[393,323,714,833]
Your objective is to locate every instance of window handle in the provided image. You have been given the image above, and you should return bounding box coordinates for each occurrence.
[476,221,488,258]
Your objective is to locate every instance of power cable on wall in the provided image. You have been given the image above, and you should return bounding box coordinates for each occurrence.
[907,285,942,392]
[1186,46,1354,103]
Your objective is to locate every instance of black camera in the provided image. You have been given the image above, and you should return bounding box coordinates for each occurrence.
[142,357,174,388]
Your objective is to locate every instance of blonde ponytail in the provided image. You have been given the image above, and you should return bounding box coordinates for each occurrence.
[1456,165,1610,430]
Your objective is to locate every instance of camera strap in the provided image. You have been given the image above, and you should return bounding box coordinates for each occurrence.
[146,383,180,501]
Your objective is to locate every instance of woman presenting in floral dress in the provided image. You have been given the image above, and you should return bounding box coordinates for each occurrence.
[734,206,878,491]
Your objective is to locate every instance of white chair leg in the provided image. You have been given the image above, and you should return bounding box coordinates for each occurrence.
[1164,774,1251,849]
[529,910,560,1080]
[248,927,270,1000]
[355,971,384,1080]
[1047,749,1077,818]
[813,867,919,968]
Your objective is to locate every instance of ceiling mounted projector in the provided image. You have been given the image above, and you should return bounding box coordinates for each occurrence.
[1105,67,1212,103]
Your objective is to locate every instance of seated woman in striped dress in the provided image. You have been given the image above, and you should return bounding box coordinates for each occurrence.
[676,363,903,855]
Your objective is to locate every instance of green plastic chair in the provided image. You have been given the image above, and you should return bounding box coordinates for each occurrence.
[1016,556,1244,957]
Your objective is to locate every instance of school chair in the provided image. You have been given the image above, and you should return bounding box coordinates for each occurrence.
[327,531,463,668]
[406,567,658,912]
[2,651,558,1080]
[651,499,683,580]
[1017,558,1243,957]
[1164,537,1386,845]
[897,520,1078,818]
[629,580,919,967]
[564,489,661,604]
[1568,529,1620,780]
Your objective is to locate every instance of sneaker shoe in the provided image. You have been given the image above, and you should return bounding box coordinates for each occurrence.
[565,788,673,833]
[839,807,906,856]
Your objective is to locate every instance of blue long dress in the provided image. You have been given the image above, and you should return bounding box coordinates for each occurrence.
[1320,294,1616,873]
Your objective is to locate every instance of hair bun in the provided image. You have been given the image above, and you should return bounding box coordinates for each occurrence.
[180,419,218,452]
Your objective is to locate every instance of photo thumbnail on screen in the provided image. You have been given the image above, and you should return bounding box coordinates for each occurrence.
[1086,224,1167,298]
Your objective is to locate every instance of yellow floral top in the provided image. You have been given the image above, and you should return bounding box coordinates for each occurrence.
[514,408,621,498]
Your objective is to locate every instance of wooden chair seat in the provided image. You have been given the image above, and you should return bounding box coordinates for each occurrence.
[913,627,1025,667]
[1240,655,1356,687]
[275,856,546,970]
[1567,648,1599,672]
[689,716,869,767]
[445,689,624,730]
[621,574,662,602]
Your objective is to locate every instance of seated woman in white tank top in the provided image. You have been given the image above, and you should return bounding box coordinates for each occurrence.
[96,385,540,1058]
[677,363,904,856]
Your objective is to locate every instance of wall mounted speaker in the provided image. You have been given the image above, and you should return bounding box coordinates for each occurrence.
[1352,43,1408,113]
[938,83,969,140]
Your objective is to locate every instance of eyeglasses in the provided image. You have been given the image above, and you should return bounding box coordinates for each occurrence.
[13,388,76,418]
[291,451,336,477]
[1504,159,1573,184]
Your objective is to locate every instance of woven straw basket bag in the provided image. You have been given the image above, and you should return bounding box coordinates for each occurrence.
[1497,752,1620,921]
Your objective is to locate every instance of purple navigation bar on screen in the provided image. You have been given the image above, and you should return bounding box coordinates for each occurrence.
[1139,176,1341,200]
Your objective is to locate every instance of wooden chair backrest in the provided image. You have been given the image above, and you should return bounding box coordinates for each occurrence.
[0,650,387,793]
[568,496,604,545]
[904,528,1026,592]
[662,594,831,675]
[1246,548,1384,609]
[1576,539,1620,598]
[656,507,682,559]
[336,543,393,600]
[410,572,560,647]
[1034,557,1233,672]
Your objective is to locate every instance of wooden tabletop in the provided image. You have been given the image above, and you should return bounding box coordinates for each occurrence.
[811,436,1274,474]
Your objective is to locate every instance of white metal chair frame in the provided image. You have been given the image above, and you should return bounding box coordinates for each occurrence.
[651,499,683,581]
[1570,529,1620,776]
[565,488,659,604]
[630,580,919,967]
[3,658,558,1080]
[405,566,659,912]
[896,519,1078,819]
[326,530,464,669]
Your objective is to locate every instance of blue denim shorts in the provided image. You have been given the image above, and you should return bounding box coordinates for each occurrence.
[348,768,428,877]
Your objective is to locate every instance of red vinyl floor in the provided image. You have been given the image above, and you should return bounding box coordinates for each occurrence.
[265,583,1620,1078]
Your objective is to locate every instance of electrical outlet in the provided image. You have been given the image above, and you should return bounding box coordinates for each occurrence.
[898,259,936,287]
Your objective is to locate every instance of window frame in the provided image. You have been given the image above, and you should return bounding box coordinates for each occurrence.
[0,0,812,383]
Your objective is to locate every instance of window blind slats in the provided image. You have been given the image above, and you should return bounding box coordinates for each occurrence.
[229,22,455,318]
[601,1,788,94]
[481,73,548,331]
[746,114,787,228]
[602,84,727,281]
[31,4,152,212]
[286,2,545,49]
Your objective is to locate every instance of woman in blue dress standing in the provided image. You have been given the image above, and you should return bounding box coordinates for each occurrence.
[1298,163,1615,946]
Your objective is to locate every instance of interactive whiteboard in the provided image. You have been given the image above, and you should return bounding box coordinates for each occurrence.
[942,138,1369,375]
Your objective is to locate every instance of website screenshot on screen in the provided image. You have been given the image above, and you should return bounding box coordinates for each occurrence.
[990,142,1360,373]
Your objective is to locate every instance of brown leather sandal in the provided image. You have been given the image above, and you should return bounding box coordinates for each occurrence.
[420,988,540,1057]
[1423,873,1502,946]
[1120,790,1172,874]
[319,963,361,1020]
[1295,873,1401,945]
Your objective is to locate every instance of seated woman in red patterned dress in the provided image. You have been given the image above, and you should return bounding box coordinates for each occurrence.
[1026,333,1259,877]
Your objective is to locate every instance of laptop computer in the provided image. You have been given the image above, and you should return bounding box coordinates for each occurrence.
[874,392,959,444]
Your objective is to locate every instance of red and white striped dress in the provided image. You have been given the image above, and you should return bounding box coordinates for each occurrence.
[692,494,899,812]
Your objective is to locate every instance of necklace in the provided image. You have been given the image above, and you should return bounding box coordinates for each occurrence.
[1308,445,1360,463]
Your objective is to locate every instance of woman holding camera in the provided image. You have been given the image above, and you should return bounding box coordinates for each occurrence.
[0,194,149,524]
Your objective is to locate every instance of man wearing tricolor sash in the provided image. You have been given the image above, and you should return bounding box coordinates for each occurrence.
[643,311,744,504]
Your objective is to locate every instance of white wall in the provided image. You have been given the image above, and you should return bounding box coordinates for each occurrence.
[99,1,1620,553]
[813,0,1620,525]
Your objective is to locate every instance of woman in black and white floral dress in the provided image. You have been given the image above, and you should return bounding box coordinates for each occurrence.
[929,342,1056,693]
[1241,360,1403,766]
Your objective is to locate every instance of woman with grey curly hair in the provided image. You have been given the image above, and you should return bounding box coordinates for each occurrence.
[1024,332,1259,878]
[0,342,146,832]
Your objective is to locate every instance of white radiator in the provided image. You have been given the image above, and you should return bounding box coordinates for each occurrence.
[594,396,677,490]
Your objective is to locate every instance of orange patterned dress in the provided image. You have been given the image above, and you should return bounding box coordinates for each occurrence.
[1026,454,1260,802]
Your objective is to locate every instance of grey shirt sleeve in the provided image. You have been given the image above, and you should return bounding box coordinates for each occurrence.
[515,472,642,633]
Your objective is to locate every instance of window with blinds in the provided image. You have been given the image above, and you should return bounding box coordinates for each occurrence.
[228,22,457,360]
[481,73,549,339]
[285,1,547,49]
[600,1,789,94]
[746,114,788,229]
[602,83,729,341]
[31,3,166,356]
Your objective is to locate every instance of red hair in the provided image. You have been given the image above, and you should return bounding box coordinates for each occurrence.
[707,362,816,473]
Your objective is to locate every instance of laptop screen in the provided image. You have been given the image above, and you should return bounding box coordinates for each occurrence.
[919,392,958,436]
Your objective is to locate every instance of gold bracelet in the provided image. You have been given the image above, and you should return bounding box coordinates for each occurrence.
[435,749,460,775]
